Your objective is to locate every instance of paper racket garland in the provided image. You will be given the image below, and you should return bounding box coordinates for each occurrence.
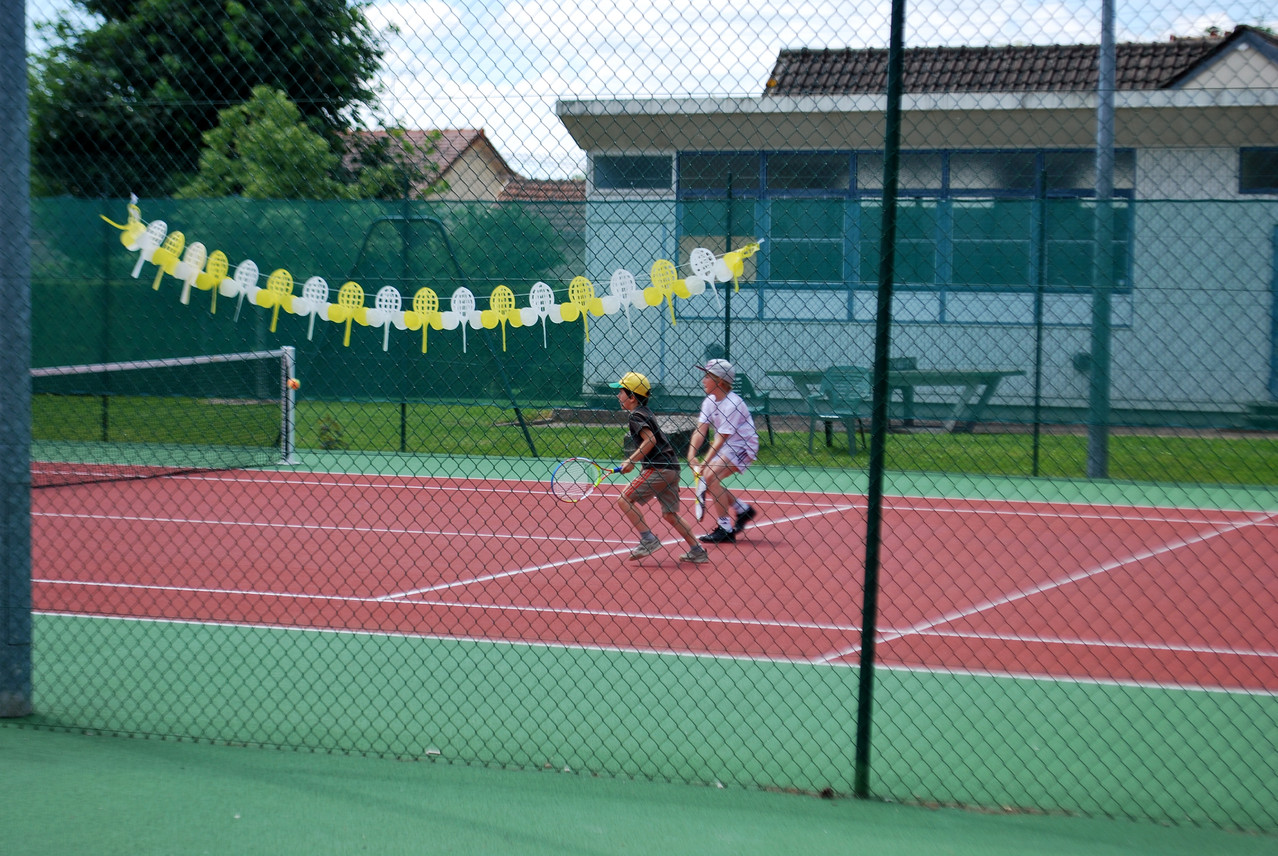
[101,204,760,352]
[227,259,260,322]
[481,284,522,351]
[149,230,186,290]
[404,287,443,353]
[193,248,227,312]
[300,276,331,339]
[258,269,295,333]
[175,242,207,305]
[331,281,369,347]
[560,275,604,343]
[521,281,560,348]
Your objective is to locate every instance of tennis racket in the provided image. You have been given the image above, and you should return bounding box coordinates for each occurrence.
[693,468,706,520]
[550,457,620,502]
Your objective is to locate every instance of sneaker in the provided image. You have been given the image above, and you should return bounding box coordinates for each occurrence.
[698,526,736,544]
[678,546,710,564]
[629,535,662,559]
[734,505,758,533]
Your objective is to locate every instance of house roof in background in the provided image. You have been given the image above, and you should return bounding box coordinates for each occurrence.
[369,128,517,182]
[764,25,1278,96]
[498,177,586,202]
[352,129,588,201]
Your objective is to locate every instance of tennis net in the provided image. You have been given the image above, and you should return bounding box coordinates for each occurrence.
[30,348,297,488]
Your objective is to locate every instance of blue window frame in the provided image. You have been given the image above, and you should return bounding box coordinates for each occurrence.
[675,149,1135,318]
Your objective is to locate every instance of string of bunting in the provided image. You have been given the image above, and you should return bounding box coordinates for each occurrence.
[101,203,760,354]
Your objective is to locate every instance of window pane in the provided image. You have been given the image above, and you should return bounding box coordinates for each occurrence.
[1042,200,1129,289]
[678,153,761,192]
[771,198,842,240]
[857,152,943,190]
[949,152,1036,191]
[896,199,939,236]
[952,199,1031,238]
[951,200,1031,286]
[679,199,755,237]
[859,201,936,282]
[863,240,935,283]
[1045,150,1134,190]
[1241,148,1278,192]
[767,152,850,191]
[771,242,843,282]
[593,155,671,190]
[953,241,1030,286]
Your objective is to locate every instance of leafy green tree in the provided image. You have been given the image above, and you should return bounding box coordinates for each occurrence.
[30,0,384,197]
[176,87,445,200]
[176,86,350,199]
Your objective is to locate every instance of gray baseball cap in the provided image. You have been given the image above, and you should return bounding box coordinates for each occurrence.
[695,358,735,385]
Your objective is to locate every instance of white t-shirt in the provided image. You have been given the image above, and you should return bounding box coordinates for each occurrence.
[697,391,759,468]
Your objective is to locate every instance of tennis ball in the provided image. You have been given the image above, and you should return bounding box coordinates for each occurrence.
[287,378,301,390]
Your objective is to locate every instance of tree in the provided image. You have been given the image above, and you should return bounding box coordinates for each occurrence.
[175,86,351,199]
[30,0,384,197]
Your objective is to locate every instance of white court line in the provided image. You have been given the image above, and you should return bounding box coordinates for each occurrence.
[32,609,1278,697]
[910,628,1278,660]
[35,573,1274,665]
[34,510,593,544]
[35,484,1277,677]
[33,576,855,634]
[377,502,862,599]
[42,468,1273,526]
[814,509,1278,664]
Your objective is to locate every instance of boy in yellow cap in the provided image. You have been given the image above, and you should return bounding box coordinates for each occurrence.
[610,372,708,563]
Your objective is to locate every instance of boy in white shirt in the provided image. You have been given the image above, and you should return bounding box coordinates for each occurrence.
[686,359,759,543]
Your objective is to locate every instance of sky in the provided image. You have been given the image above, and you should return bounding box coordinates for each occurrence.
[27,0,1278,179]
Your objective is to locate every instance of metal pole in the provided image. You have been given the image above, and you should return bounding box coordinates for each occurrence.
[281,346,297,465]
[1087,0,1116,478]
[854,0,906,799]
[724,174,733,361]
[1032,181,1047,476]
[0,0,33,717]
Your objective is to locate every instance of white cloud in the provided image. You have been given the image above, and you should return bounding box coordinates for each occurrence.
[363,0,1275,178]
[29,0,1276,179]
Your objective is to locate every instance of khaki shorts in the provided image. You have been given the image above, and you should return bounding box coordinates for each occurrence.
[622,467,681,514]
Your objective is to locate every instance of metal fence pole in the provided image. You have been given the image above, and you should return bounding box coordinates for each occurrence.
[0,0,32,717]
[1087,0,1116,478]
[854,0,906,799]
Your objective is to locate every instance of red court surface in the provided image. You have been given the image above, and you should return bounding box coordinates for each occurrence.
[31,470,1278,693]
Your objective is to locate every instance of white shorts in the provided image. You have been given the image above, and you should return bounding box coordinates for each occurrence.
[719,437,758,472]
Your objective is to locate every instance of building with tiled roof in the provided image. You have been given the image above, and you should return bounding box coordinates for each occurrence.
[498,176,586,203]
[352,128,584,204]
[764,27,1278,95]
[352,128,518,201]
[555,27,1278,419]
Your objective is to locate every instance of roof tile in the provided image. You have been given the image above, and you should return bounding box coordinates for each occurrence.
[764,26,1273,96]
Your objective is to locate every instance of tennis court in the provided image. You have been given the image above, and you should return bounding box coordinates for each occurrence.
[32,468,1278,693]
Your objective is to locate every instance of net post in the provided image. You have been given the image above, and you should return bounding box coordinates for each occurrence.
[281,346,298,465]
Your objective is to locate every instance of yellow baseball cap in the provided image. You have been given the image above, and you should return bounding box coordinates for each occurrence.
[609,371,652,397]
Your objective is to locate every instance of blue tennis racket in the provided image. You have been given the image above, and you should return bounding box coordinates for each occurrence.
[550,457,620,502]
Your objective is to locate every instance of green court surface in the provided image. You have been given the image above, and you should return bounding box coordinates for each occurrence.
[3,726,1274,856]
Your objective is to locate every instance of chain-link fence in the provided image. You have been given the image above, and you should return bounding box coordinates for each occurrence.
[6,0,1278,831]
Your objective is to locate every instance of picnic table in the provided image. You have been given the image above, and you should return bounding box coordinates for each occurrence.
[765,366,1024,433]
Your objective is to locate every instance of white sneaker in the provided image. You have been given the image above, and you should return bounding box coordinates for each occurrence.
[629,536,661,559]
[678,546,710,564]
